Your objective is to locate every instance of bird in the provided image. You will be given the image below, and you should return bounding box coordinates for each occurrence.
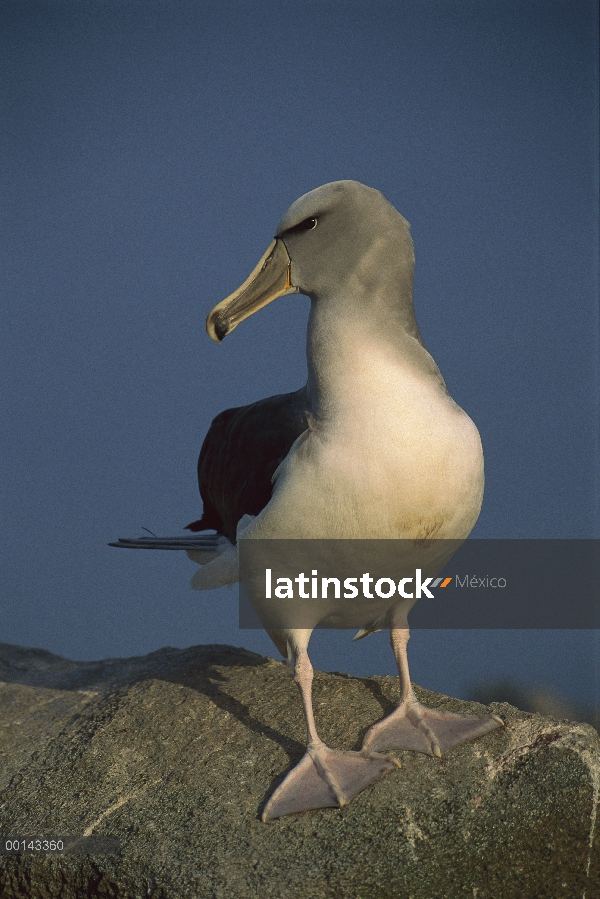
[111,180,502,821]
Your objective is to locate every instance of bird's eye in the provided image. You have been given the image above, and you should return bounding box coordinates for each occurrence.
[284,217,318,235]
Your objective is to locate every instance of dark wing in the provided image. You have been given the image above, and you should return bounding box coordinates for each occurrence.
[185,388,308,542]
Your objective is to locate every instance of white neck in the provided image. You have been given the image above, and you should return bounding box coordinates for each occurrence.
[305,286,447,429]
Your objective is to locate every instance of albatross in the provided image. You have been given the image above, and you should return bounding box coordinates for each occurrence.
[111,180,502,821]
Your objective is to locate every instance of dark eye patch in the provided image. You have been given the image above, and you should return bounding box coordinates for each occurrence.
[283,217,318,235]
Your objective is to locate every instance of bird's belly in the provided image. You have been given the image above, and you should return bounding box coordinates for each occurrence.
[250,397,484,541]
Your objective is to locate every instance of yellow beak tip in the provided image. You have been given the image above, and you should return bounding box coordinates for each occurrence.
[205,239,293,343]
[206,315,228,343]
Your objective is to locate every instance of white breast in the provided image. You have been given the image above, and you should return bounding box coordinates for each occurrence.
[247,345,484,541]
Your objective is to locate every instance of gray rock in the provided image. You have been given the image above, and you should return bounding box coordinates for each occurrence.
[0,642,598,899]
[469,679,600,733]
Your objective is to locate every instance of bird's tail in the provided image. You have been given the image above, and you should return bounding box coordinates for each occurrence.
[109,515,256,590]
[109,532,239,589]
[109,533,226,558]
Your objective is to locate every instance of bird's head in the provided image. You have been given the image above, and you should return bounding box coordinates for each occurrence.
[206,180,415,343]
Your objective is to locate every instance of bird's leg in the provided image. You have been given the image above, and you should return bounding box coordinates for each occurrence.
[262,639,399,822]
[362,625,503,757]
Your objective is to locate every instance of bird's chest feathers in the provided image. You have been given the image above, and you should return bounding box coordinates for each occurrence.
[261,353,484,540]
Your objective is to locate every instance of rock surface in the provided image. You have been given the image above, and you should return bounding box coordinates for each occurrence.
[0,642,598,899]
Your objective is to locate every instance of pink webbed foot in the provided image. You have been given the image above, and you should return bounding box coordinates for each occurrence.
[261,742,400,822]
[362,697,503,758]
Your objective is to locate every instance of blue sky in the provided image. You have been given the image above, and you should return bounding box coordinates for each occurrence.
[1,1,598,705]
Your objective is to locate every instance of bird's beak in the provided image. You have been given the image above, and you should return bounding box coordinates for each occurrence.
[206,238,298,343]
